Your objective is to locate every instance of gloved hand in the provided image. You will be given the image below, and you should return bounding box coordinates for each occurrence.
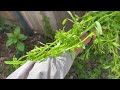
[6,50,76,79]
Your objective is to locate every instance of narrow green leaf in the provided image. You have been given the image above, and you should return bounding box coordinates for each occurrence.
[4,61,25,65]
[113,42,120,47]
[62,19,67,25]
[66,18,74,23]
[104,66,110,69]
[95,21,102,35]
[67,11,75,21]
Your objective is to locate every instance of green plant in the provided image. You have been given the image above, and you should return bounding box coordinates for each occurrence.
[73,56,104,79]
[5,11,120,79]
[73,11,120,79]
[42,16,55,42]
[6,26,27,52]
[79,11,120,79]
[7,56,17,74]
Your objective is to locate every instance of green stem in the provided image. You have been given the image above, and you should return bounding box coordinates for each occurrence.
[81,32,94,43]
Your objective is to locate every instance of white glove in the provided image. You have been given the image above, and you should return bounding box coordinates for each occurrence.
[6,50,76,79]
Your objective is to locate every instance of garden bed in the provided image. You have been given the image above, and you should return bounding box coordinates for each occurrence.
[0,29,43,78]
[1,11,120,79]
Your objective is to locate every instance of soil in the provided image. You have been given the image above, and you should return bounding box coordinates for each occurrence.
[0,30,16,79]
[0,29,43,79]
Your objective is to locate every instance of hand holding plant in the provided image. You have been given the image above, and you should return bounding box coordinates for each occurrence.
[5,11,120,79]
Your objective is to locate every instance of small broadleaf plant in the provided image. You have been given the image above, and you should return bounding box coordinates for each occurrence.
[6,26,27,52]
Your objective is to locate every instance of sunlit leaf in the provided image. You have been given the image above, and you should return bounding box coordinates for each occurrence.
[95,21,102,35]
[62,19,67,25]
